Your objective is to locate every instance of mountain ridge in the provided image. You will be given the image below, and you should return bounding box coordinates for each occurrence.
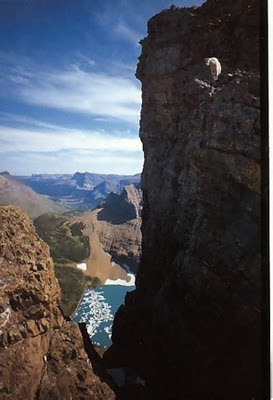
[0,171,66,218]
[18,172,141,211]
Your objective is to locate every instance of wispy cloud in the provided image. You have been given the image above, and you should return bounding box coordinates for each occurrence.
[3,62,141,124]
[114,21,141,44]
[76,54,96,67]
[0,117,143,175]
[0,124,142,153]
[1,149,143,175]
[0,112,69,131]
[0,49,143,174]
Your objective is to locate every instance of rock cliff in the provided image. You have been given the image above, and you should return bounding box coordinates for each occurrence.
[97,184,142,224]
[95,186,142,274]
[0,206,115,399]
[106,0,263,399]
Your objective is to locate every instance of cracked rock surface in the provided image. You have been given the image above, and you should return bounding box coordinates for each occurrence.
[0,205,115,399]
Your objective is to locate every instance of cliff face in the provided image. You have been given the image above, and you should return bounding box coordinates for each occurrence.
[97,185,142,224]
[0,206,115,399]
[107,0,262,398]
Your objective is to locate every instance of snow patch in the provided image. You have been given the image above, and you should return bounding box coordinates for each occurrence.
[104,273,135,286]
[77,263,87,271]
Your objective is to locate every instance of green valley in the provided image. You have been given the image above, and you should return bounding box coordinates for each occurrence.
[34,213,100,316]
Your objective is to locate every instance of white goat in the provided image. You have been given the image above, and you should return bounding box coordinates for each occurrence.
[204,57,222,80]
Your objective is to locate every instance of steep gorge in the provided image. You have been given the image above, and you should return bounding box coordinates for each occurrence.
[106,0,263,399]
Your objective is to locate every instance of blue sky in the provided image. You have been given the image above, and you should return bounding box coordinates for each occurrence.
[0,0,203,175]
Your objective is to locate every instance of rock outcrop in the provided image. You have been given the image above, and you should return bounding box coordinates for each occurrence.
[106,0,263,399]
[95,185,142,273]
[97,184,142,224]
[0,206,115,399]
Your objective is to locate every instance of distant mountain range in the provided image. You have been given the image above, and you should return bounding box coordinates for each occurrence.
[17,171,141,210]
[0,172,66,218]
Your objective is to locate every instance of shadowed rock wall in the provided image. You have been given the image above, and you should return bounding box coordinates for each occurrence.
[106,0,262,398]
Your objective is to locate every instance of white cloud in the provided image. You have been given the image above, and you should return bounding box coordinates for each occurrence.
[7,65,141,124]
[0,52,143,174]
[76,54,96,67]
[0,149,143,175]
[0,125,142,153]
[0,112,69,131]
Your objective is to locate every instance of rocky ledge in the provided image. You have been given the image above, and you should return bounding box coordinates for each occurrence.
[0,206,115,399]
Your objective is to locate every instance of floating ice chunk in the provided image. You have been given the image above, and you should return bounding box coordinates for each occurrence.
[75,289,113,340]
[104,325,112,340]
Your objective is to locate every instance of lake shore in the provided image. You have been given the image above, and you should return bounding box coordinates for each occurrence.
[72,282,135,348]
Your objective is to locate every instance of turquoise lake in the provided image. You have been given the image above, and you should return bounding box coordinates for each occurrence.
[72,284,135,348]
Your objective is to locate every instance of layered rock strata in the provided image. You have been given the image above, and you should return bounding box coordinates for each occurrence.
[106,0,263,398]
[0,206,115,399]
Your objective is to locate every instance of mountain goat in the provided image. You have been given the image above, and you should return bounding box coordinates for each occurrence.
[204,57,221,80]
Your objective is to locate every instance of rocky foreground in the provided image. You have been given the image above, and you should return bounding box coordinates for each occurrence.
[0,206,115,399]
[106,0,264,398]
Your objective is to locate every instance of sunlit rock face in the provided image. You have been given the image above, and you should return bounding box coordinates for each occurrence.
[0,206,115,400]
[106,0,263,398]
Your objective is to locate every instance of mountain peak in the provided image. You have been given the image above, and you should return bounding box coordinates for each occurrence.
[0,171,11,177]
